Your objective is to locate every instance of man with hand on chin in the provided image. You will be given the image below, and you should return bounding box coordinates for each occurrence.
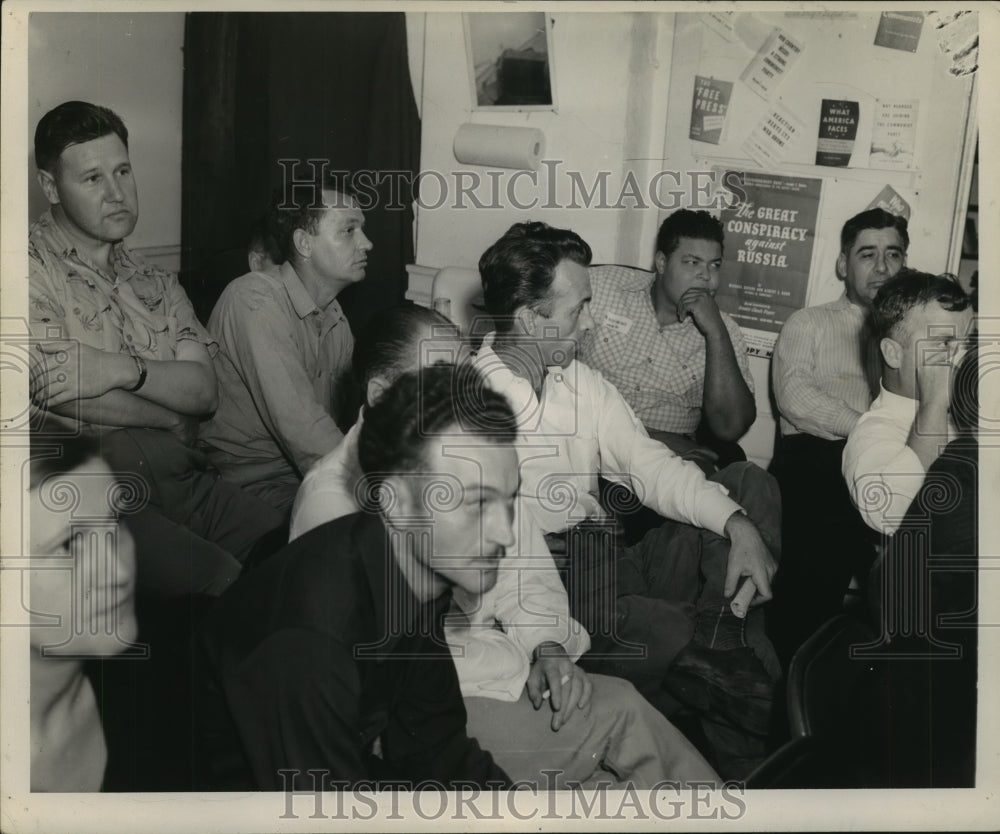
[581,209,755,470]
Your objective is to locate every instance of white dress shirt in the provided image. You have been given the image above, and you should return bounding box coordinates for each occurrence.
[474,334,742,537]
[843,384,955,535]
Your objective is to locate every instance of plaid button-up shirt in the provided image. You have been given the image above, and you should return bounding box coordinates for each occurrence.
[580,264,753,435]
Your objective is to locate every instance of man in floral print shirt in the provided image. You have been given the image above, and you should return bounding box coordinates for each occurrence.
[28,100,283,596]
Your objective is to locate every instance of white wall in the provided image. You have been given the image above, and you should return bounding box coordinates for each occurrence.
[28,12,185,258]
[414,12,674,271]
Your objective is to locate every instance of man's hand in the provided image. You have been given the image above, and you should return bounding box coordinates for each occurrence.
[525,641,592,731]
[676,287,726,338]
[167,413,201,448]
[914,346,955,410]
[31,340,134,408]
[723,512,777,604]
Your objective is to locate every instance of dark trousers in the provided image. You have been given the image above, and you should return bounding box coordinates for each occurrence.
[102,428,285,597]
[766,433,878,668]
[549,463,782,690]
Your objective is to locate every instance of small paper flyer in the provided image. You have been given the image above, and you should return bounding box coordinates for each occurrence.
[741,101,805,169]
[689,76,734,145]
[866,184,912,220]
[815,99,860,167]
[740,27,804,100]
[874,11,924,52]
[700,11,736,43]
[870,99,919,170]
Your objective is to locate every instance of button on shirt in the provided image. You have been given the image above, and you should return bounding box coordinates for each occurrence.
[580,265,753,435]
[772,294,874,440]
[28,210,218,432]
[474,334,741,538]
[200,262,353,486]
[28,209,216,362]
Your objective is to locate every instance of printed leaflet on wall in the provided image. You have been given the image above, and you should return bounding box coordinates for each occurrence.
[716,171,823,358]
[689,76,733,145]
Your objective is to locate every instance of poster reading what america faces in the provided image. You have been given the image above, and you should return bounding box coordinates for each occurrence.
[716,170,822,357]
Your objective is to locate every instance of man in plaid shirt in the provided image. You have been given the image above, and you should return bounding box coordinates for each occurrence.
[581,210,755,472]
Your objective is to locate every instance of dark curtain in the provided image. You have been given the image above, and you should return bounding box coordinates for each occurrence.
[181,12,420,331]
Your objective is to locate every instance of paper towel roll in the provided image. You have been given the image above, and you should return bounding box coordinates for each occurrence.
[453,123,545,170]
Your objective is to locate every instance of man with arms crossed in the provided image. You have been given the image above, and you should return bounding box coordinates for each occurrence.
[28,100,283,596]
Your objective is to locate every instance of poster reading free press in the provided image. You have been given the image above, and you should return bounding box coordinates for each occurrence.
[716,170,823,358]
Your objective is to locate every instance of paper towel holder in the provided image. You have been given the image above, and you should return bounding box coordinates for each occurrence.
[453,123,546,171]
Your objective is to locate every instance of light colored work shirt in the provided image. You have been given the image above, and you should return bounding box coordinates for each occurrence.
[288,412,590,702]
[843,384,955,535]
[581,265,753,435]
[474,333,742,537]
[772,294,874,440]
[200,262,352,489]
[28,209,218,433]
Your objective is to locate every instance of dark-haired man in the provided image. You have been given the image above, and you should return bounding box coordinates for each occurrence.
[200,182,372,512]
[843,269,973,535]
[28,100,283,596]
[768,208,909,662]
[198,363,515,790]
[581,209,755,466]
[475,220,781,777]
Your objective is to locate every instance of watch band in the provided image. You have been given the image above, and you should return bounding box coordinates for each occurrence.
[127,354,148,392]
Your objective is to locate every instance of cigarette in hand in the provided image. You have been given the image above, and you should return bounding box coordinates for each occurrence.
[542,674,572,700]
[730,579,758,619]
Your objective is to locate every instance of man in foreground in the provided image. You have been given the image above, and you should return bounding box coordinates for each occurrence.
[198,364,517,789]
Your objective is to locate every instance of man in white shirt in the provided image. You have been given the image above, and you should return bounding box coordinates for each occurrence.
[475,221,781,777]
[843,269,973,536]
[768,208,907,664]
[288,306,717,788]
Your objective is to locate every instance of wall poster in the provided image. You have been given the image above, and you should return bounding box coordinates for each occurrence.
[716,170,823,357]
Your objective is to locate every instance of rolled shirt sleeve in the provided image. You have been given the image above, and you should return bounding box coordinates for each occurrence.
[588,365,742,537]
[843,389,926,535]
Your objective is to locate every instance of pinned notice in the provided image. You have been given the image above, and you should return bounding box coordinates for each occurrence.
[740,27,803,100]
[870,99,918,170]
[742,101,805,169]
[690,77,733,145]
[874,11,924,52]
[866,185,912,221]
[815,99,859,167]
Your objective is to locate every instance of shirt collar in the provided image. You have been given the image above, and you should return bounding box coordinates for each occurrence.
[833,292,866,315]
[279,260,323,320]
[34,208,131,278]
[875,381,918,414]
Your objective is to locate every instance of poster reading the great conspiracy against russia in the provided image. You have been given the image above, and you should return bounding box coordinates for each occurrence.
[716,171,822,357]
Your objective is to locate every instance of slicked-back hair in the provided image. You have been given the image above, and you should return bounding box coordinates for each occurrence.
[840,208,909,255]
[352,304,459,391]
[358,363,517,489]
[655,209,724,260]
[266,172,359,264]
[871,268,971,342]
[34,101,129,173]
[479,221,592,333]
